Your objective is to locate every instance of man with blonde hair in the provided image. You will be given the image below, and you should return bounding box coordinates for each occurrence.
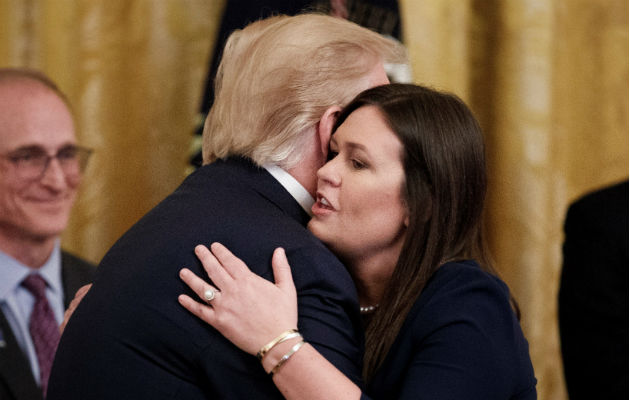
[49,14,405,399]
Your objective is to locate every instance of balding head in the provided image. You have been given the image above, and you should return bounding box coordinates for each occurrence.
[0,68,71,108]
[0,69,80,264]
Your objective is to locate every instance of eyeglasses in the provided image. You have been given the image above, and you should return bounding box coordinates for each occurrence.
[0,144,93,181]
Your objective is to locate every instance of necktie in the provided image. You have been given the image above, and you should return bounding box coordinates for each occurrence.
[22,274,60,397]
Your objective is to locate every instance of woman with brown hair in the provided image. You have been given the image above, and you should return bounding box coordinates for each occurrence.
[179,83,537,399]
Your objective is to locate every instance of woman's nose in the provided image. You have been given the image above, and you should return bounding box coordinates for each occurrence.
[317,158,341,187]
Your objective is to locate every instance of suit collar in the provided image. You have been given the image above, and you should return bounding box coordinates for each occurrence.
[198,157,311,227]
[0,310,42,400]
[0,252,92,400]
[262,164,314,216]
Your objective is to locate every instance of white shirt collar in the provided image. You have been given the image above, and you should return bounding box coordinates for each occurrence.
[263,164,314,216]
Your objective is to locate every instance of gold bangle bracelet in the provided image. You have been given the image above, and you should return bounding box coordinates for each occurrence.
[257,329,299,361]
[277,331,302,345]
[269,340,305,377]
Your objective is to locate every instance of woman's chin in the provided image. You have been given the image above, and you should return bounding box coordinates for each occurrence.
[307,219,333,246]
[307,218,323,239]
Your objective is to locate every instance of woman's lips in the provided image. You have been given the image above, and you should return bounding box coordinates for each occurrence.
[312,193,335,216]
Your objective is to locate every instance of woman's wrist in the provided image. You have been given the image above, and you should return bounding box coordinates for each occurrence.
[257,328,301,360]
[260,335,305,374]
[269,340,306,376]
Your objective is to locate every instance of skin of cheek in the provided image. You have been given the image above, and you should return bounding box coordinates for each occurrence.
[312,177,407,264]
[0,175,77,239]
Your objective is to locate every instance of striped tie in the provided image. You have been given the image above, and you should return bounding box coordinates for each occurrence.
[22,274,60,397]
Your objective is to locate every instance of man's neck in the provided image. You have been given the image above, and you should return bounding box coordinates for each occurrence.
[286,163,318,198]
[0,230,57,268]
[285,125,328,198]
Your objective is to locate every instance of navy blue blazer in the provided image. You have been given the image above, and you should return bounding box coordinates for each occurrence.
[48,157,363,399]
[0,251,95,400]
[364,261,537,400]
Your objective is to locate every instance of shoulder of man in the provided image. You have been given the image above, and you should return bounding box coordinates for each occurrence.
[60,250,96,308]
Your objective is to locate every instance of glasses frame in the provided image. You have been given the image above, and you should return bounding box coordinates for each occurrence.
[0,144,93,182]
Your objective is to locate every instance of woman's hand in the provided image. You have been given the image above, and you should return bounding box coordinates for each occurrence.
[60,284,92,334]
[178,243,298,356]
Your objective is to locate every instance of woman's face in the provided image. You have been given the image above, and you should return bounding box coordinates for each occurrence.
[308,106,408,265]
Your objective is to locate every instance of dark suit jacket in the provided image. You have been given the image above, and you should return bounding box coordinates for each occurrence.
[0,251,95,400]
[558,180,628,399]
[48,157,363,399]
[364,261,537,399]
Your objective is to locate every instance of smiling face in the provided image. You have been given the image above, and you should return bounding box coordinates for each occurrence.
[0,80,79,243]
[308,106,408,272]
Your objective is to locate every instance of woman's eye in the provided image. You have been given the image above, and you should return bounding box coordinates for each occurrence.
[351,159,366,170]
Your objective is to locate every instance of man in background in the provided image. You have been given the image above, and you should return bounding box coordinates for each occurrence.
[49,14,404,399]
[558,180,628,399]
[0,69,95,400]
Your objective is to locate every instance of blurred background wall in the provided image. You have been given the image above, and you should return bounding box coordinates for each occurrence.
[0,1,627,399]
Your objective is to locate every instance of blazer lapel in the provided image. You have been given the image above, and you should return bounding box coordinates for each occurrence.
[0,253,93,400]
[0,310,42,400]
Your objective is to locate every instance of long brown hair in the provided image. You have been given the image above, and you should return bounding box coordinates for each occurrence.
[333,83,511,382]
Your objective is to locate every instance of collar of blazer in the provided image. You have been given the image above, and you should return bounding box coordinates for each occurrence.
[0,310,43,400]
[198,157,311,227]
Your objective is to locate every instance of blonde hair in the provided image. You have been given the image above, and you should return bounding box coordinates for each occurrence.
[202,13,407,168]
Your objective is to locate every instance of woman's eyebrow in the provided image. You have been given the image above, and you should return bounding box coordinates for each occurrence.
[345,142,367,152]
[331,137,369,156]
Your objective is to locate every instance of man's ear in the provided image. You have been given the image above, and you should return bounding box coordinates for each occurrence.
[317,106,342,157]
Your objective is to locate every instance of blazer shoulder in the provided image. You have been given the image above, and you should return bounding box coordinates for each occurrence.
[61,250,96,270]
[391,262,536,398]
[61,250,97,308]
[565,180,628,232]
[406,261,514,337]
